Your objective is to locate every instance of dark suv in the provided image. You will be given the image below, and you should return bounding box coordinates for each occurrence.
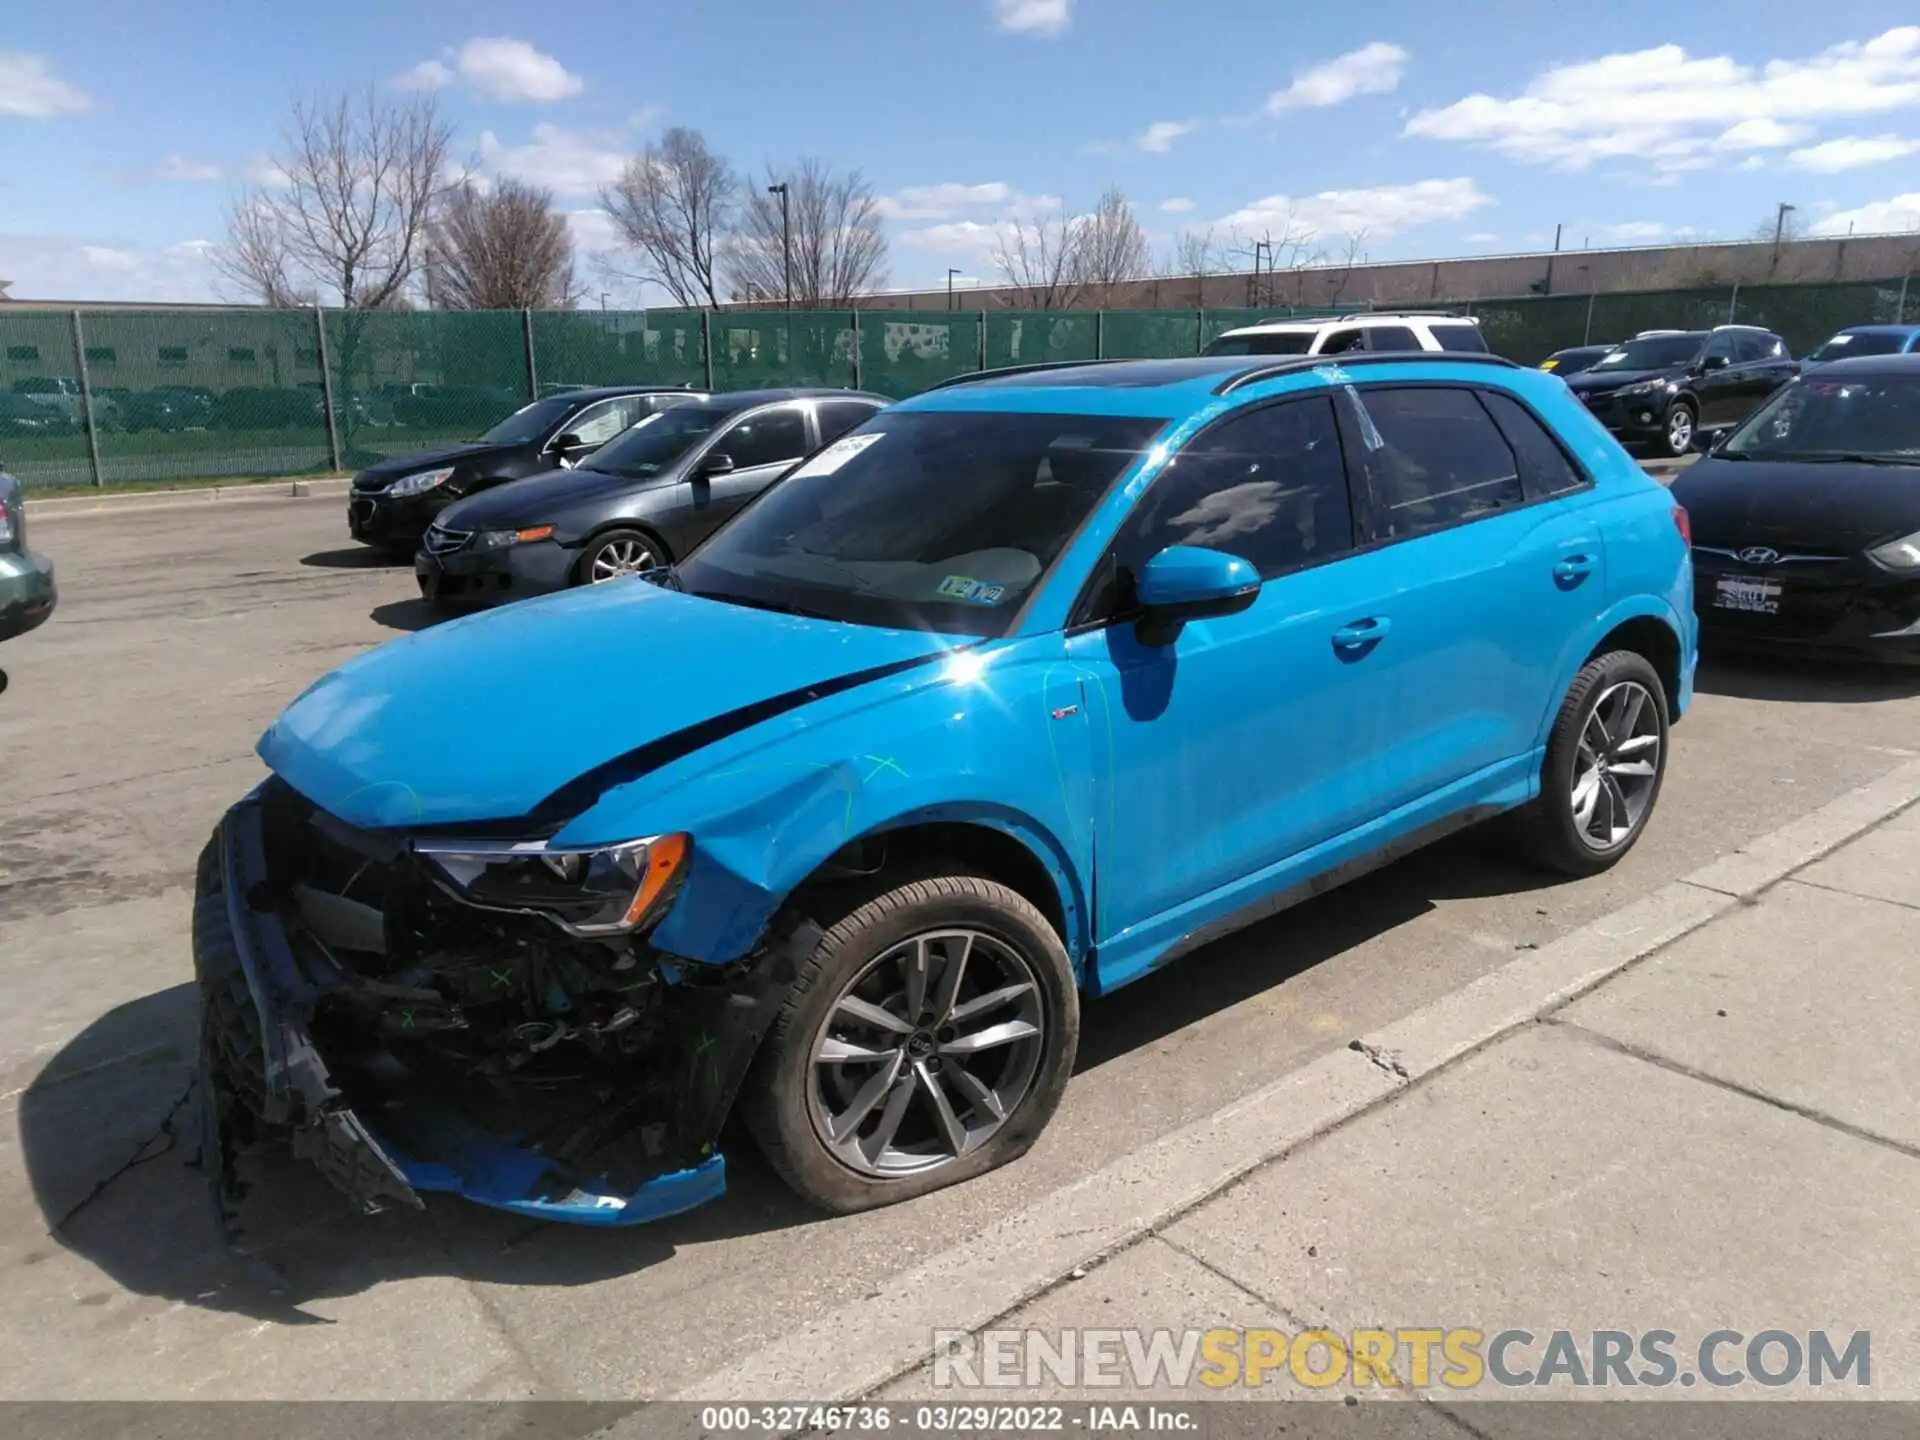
[1565,326,1798,458]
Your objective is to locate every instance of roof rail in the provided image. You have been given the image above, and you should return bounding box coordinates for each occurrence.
[922,359,1125,391]
[1213,351,1521,396]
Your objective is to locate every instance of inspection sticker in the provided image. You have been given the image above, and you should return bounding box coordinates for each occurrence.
[789,432,884,478]
[937,575,1008,604]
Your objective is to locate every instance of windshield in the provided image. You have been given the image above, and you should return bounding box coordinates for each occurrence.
[1589,335,1705,372]
[1203,332,1313,356]
[673,410,1166,636]
[1808,330,1908,362]
[477,397,578,445]
[1721,375,1920,462]
[579,405,728,476]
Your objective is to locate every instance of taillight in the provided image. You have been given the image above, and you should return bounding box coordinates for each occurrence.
[1672,502,1691,546]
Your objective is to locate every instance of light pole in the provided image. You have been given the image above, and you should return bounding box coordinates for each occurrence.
[767,182,792,309]
[1579,264,1595,345]
[1771,201,1797,275]
[1251,239,1272,307]
[947,268,962,311]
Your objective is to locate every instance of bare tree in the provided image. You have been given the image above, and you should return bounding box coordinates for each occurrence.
[1166,227,1223,279]
[1223,209,1322,306]
[1319,231,1370,305]
[1075,186,1151,300]
[601,127,737,308]
[426,179,577,310]
[215,88,454,308]
[727,158,889,305]
[991,204,1089,310]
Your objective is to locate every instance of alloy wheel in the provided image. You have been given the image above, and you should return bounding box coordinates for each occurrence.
[1666,406,1695,454]
[807,928,1046,1178]
[1570,680,1662,852]
[588,538,655,583]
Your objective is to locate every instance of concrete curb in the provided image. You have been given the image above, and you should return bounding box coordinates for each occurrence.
[669,756,1920,1406]
[28,477,351,519]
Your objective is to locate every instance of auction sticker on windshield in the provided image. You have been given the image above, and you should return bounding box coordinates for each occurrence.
[789,432,885,478]
[1715,575,1782,614]
[937,575,1007,604]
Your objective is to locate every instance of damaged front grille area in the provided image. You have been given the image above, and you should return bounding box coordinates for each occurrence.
[198,778,802,1225]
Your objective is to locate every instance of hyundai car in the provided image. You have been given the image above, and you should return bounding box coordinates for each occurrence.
[346,385,706,552]
[1674,354,1920,663]
[195,352,1695,1230]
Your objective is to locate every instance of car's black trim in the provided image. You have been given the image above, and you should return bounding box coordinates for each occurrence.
[1214,351,1520,394]
[526,644,971,823]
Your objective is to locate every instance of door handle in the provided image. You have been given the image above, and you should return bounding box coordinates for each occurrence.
[1331,616,1392,654]
[1554,554,1595,584]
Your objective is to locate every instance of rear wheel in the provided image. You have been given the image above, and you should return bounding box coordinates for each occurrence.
[574,528,665,586]
[742,872,1079,1214]
[1511,650,1670,877]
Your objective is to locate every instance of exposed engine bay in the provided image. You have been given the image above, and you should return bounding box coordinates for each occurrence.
[197,778,806,1226]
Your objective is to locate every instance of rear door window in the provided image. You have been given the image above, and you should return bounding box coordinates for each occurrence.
[1430,325,1490,353]
[1316,328,1367,356]
[1478,390,1588,498]
[1363,326,1422,352]
[1345,386,1526,540]
[817,400,882,444]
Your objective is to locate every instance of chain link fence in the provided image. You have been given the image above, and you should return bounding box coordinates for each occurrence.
[2,278,1911,487]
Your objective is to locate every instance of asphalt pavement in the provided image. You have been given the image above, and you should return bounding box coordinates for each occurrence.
[1,493,1916,1404]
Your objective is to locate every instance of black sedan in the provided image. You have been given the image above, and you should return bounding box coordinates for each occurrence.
[415,388,889,605]
[1538,344,1616,378]
[1673,354,1920,664]
[347,384,705,551]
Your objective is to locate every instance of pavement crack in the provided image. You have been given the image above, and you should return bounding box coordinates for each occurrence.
[1347,1038,1410,1081]
[50,1073,198,1234]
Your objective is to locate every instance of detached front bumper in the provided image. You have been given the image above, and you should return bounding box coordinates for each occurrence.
[191,790,793,1227]
[0,549,56,642]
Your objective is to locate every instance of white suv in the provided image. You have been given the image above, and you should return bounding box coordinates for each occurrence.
[1203,313,1490,358]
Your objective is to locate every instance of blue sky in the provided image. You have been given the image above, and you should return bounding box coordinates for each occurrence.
[4,0,1920,302]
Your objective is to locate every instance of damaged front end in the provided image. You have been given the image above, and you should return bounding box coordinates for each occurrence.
[193,778,810,1228]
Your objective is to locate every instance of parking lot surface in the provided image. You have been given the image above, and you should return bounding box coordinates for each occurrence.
[3,495,1919,1401]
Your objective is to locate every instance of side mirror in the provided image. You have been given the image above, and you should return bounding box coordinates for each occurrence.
[1133,545,1261,645]
[552,431,585,453]
[1697,354,1730,373]
[700,452,736,476]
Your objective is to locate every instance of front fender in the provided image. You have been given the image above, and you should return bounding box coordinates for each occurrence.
[552,639,1097,968]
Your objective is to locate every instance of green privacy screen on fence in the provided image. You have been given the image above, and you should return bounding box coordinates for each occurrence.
[1,278,1911,486]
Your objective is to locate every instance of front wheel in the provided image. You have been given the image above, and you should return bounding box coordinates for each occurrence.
[1511,650,1670,877]
[742,873,1079,1214]
[1658,401,1697,458]
[574,528,664,586]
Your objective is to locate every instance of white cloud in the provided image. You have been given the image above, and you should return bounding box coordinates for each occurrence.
[1787,133,1920,172]
[397,38,583,103]
[1736,155,1768,172]
[875,181,1022,221]
[0,233,221,302]
[1597,221,1669,242]
[0,50,94,118]
[1159,197,1196,214]
[478,124,628,195]
[992,0,1071,37]
[1407,26,1920,173]
[243,154,292,188]
[394,59,455,91]
[1810,191,1920,234]
[1215,177,1491,239]
[1137,120,1198,153]
[1266,42,1408,116]
[563,208,622,252]
[154,154,221,182]
[895,220,1007,260]
[1464,231,1500,243]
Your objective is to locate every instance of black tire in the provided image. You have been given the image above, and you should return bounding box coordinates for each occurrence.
[1511,650,1671,877]
[1657,400,1697,458]
[741,872,1080,1215]
[573,527,669,587]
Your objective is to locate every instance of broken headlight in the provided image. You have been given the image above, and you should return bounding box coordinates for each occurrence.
[414,832,689,937]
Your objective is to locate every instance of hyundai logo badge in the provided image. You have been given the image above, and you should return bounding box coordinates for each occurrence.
[1737,546,1781,566]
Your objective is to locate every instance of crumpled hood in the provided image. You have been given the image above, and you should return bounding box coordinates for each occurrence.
[356,443,507,485]
[259,581,952,830]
